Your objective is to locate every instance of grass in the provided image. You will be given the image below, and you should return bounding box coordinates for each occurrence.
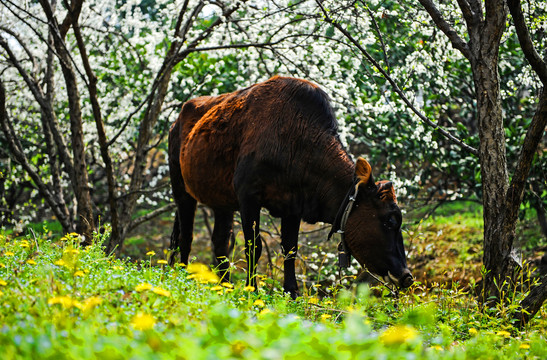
[1,223,546,359]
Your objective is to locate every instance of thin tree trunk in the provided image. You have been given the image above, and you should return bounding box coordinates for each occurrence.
[39,0,95,241]
[71,15,120,246]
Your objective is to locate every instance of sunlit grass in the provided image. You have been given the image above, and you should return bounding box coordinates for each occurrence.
[0,229,545,359]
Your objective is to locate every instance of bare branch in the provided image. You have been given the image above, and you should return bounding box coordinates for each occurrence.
[0,79,73,232]
[360,1,391,74]
[128,203,177,232]
[503,89,547,239]
[60,0,84,38]
[0,35,76,180]
[418,0,472,59]
[507,0,547,85]
[174,0,191,36]
[316,1,479,156]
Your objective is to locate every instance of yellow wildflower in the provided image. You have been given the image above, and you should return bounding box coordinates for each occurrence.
[379,325,418,345]
[82,296,103,312]
[0,263,5,268]
[0,279,7,286]
[496,330,511,338]
[224,288,234,293]
[26,259,37,265]
[186,263,219,283]
[221,282,234,289]
[320,314,332,321]
[4,251,14,257]
[253,299,265,308]
[54,259,66,266]
[243,285,255,292]
[259,308,272,315]
[210,285,223,291]
[231,341,246,356]
[468,328,478,335]
[519,344,530,350]
[74,271,85,277]
[64,248,80,255]
[157,260,168,265]
[308,297,319,304]
[48,295,81,309]
[324,301,333,305]
[146,251,156,256]
[20,241,30,248]
[135,283,153,292]
[131,313,156,330]
[112,266,124,270]
[152,287,171,297]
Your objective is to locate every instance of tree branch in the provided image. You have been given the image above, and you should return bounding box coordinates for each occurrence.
[127,203,177,233]
[0,34,76,181]
[418,0,472,59]
[514,273,547,327]
[316,1,479,156]
[507,0,547,85]
[60,0,84,39]
[0,79,73,232]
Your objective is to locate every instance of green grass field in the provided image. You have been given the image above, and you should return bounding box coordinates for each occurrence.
[1,209,546,360]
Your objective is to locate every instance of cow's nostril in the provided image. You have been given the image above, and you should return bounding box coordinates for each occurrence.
[400,272,414,288]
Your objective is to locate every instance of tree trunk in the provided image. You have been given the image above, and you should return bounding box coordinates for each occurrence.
[39,0,95,241]
[464,0,522,303]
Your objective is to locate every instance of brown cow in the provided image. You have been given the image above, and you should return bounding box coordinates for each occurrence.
[168,76,413,298]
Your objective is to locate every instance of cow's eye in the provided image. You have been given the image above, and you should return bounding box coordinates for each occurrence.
[384,214,400,230]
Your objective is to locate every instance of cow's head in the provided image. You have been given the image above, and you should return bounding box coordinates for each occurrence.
[343,157,413,289]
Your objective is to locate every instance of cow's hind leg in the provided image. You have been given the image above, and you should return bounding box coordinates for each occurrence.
[239,199,262,290]
[168,180,197,266]
[211,209,234,282]
[281,215,301,299]
[234,158,263,289]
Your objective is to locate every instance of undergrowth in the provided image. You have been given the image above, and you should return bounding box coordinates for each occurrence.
[0,228,546,359]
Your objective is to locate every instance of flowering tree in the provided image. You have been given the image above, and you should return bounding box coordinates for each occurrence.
[0,0,363,252]
[315,0,546,324]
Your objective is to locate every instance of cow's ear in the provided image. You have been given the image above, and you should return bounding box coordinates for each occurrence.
[355,157,374,190]
[378,181,397,203]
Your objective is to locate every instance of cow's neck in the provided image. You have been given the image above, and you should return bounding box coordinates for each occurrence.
[305,135,355,224]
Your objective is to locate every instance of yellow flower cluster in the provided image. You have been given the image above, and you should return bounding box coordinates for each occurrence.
[379,325,418,345]
[496,330,511,338]
[48,295,102,313]
[134,282,171,297]
[135,283,153,292]
[186,263,219,284]
[152,287,171,297]
[61,233,81,242]
[131,313,156,330]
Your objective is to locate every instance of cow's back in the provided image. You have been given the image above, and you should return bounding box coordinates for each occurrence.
[175,76,340,211]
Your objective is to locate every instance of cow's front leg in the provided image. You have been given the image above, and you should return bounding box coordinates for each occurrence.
[281,215,300,299]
